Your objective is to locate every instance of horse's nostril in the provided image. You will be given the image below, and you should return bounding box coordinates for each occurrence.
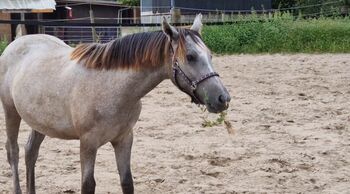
[218,95,226,104]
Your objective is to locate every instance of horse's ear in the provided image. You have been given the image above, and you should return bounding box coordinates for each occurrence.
[162,16,179,41]
[191,13,203,34]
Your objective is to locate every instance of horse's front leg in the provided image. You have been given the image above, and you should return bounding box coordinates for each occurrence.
[80,137,98,194]
[111,131,134,194]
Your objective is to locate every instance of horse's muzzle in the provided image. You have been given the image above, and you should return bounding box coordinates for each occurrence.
[206,92,231,113]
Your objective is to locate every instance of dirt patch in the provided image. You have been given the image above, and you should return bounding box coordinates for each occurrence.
[0,54,349,193]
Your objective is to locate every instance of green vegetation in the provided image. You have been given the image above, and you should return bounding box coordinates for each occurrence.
[0,40,7,55]
[201,111,227,128]
[202,13,350,54]
[272,0,346,16]
[119,0,139,6]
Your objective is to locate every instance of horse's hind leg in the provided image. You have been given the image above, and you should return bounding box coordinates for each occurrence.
[25,130,45,194]
[111,131,134,194]
[3,103,22,194]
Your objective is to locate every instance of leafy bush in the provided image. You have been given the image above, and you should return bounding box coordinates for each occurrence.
[202,14,350,54]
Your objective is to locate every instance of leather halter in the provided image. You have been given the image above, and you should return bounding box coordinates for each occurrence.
[170,42,219,104]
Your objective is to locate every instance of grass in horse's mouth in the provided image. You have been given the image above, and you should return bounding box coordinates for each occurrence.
[199,110,235,135]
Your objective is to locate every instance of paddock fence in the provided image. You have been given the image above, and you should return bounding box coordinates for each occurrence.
[0,1,347,44]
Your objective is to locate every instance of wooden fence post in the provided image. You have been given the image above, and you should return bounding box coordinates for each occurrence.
[216,9,219,22]
[89,9,98,42]
[171,8,181,24]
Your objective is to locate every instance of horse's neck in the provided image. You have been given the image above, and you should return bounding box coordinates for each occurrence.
[122,64,169,101]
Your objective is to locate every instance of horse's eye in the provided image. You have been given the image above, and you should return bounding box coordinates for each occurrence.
[186,54,195,62]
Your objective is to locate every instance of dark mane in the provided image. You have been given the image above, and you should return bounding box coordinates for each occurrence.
[70,28,202,70]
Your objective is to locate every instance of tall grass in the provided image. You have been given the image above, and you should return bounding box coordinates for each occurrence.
[0,40,7,55]
[202,13,350,54]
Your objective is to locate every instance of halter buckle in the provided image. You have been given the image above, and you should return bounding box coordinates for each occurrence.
[191,83,197,90]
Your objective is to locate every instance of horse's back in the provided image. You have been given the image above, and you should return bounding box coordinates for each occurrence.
[11,34,69,49]
[1,34,71,71]
[0,34,73,90]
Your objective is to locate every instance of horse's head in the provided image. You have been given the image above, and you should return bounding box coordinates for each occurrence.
[162,14,231,113]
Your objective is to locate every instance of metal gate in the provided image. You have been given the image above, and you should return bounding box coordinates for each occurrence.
[42,26,121,44]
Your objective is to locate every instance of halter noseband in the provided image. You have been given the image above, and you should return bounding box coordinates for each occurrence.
[170,42,219,104]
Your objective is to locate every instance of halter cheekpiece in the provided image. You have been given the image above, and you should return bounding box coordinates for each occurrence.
[170,41,219,104]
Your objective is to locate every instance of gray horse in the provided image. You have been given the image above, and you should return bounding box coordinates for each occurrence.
[0,15,230,194]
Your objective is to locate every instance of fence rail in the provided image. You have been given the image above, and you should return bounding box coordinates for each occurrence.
[42,26,121,44]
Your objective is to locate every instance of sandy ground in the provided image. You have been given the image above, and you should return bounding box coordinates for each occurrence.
[0,54,349,194]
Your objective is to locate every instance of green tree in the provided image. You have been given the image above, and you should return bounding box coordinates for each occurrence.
[119,0,140,6]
